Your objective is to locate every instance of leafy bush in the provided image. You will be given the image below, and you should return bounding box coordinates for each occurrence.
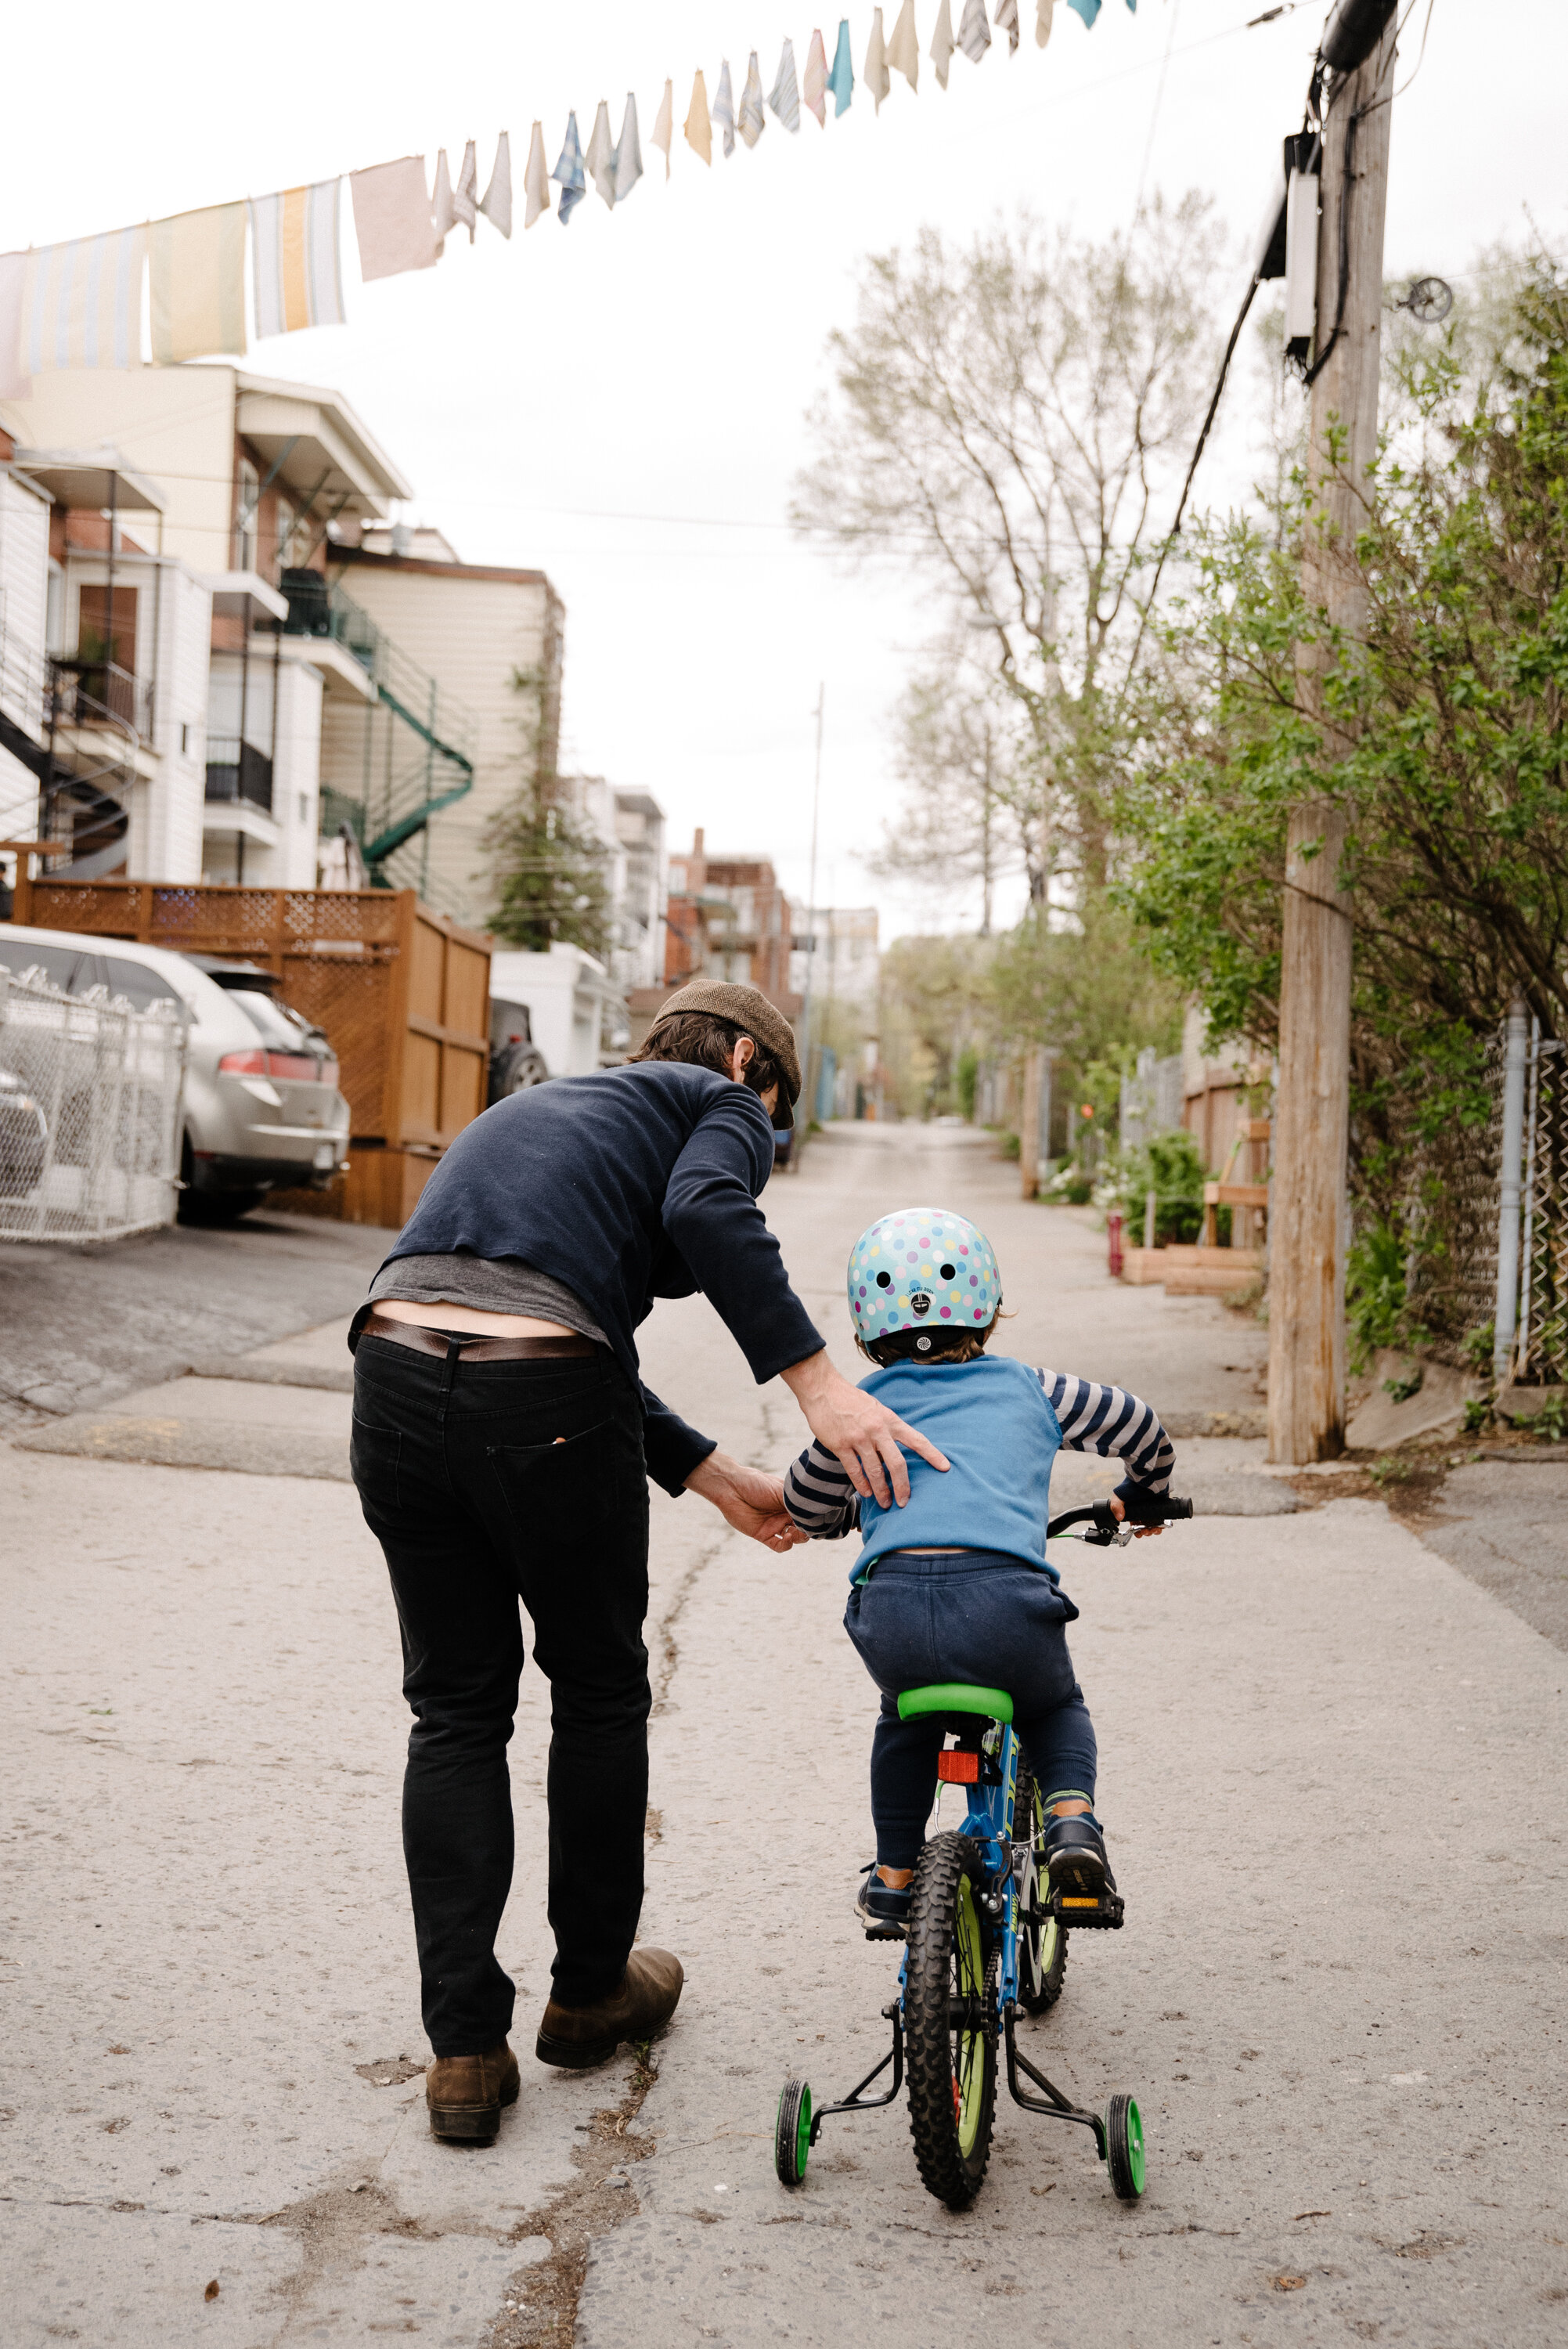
[1112,1128,1210,1245]
[1345,1218,1418,1373]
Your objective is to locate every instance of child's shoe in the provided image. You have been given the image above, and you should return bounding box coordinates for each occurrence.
[1040,1813,1117,1903]
[855,1861,912,1940]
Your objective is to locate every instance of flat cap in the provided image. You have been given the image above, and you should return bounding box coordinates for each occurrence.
[645,980,802,1127]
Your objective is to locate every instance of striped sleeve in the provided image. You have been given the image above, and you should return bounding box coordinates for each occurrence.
[1037,1370,1174,1494]
[783,1439,860,1539]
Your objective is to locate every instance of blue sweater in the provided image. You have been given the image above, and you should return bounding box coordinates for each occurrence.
[784,1356,1176,1581]
[359,1063,824,1493]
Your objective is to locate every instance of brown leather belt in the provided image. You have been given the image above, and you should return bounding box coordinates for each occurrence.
[362,1309,597,1362]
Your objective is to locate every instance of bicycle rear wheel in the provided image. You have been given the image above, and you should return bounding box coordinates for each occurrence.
[1015,1769,1068,2015]
[904,1831,997,2208]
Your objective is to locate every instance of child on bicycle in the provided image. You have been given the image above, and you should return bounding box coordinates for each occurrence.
[782,1207,1176,1939]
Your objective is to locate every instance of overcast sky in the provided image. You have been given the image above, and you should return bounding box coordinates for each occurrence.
[6,1,1565,940]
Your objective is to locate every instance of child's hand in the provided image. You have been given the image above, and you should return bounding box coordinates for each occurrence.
[1108,1496,1162,1539]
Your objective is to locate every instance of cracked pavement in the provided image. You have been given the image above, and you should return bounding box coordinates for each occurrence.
[3,1123,1565,2344]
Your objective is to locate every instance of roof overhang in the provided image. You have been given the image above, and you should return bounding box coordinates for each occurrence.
[204,571,290,623]
[235,374,413,517]
[14,447,166,514]
[269,630,378,702]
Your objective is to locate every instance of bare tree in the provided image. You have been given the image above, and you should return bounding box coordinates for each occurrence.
[795,197,1223,891]
[872,646,1037,926]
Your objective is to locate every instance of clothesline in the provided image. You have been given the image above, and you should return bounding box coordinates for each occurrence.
[0,3,1133,400]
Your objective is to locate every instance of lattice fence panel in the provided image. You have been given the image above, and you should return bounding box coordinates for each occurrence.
[1406,1025,1504,1366]
[1516,1039,1568,1384]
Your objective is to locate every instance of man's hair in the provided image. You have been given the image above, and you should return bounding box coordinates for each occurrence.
[629,1011,783,1106]
[857,1309,1000,1369]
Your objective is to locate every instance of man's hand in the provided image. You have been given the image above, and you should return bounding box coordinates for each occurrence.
[685,1450,807,1553]
[780,1348,950,1510]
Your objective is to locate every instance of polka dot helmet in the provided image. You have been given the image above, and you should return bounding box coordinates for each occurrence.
[846,1207,1002,1349]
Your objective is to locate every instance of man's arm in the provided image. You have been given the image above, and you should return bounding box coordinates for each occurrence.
[661,1090,948,1508]
[685,1451,805,1553]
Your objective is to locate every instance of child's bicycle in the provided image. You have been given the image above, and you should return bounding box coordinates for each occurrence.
[773,1491,1192,2212]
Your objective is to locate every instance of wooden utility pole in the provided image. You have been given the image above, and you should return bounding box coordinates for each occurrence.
[1267,13,1397,1464]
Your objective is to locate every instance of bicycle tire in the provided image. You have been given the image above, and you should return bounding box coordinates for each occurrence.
[1015,1769,1068,2016]
[904,1831,998,2209]
[774,2078,812,2187]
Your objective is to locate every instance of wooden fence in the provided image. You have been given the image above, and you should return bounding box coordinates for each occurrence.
[9,874,490,1226]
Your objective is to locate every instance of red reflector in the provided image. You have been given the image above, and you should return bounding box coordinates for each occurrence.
[936,1751,980,1784]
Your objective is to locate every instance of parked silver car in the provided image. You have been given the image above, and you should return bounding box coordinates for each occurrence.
[0,923,350,1221]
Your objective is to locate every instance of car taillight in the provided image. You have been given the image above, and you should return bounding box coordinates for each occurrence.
[218,1048,335,1082]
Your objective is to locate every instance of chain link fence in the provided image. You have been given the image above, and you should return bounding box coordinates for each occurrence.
[0,966,187,1242]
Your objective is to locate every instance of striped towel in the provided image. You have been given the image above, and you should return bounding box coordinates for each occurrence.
[250,182,344,339]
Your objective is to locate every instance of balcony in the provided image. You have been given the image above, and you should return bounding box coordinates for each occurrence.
[49,657,153,742]
[204,738,275,813]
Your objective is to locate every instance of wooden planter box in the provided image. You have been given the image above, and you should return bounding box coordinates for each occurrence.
[1120,1243,1264,1294]
[9,874,490,1226]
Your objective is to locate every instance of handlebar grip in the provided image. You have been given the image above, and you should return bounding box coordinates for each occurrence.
[1116,1486,1194,1527]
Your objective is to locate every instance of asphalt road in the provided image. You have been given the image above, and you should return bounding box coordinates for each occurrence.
[2,1122,1564,2347]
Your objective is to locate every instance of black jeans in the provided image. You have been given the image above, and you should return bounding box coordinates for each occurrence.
[845,1550,1098,1869]
[350,1334,651,2055]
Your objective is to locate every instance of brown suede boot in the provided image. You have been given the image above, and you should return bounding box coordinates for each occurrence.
[535,1948,684,2070]
[425,2037,520,2143]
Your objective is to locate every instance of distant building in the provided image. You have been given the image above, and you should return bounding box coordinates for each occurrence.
[662,828,801,1013]
[790,904,880,1016]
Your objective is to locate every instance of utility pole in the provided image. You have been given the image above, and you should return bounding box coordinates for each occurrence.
[1267,2,1397,1464]
[980,720,993,939]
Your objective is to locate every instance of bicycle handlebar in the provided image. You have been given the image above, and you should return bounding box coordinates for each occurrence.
[1046,1493,1194,1546]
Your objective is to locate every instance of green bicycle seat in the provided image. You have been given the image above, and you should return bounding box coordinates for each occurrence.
[896,1683,1014,1723]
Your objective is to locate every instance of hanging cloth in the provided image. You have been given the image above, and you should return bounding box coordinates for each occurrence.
[17,225,147,371]
[150,204,245,363]
[888,0,920,89]
[712,60,737,157]
[1037,0,1056,41]
[651,80,674,178]
[453,142,479,240]
[827,20,856,113]
[864,10,891,110]
[931,0,956,85]
[1066,0,1100,21]
[996,0,1021,52]
[586,103,616,207]
[523,124,551,227]
[351,157,440,281]
[613,95,643,201]
[738,52,766,147]
[802,29,829,124]
[431,150,457,247]
[957,0,992,63]
[684,69,713,164]
[552,114,587,225]
[250,183,344,339]
[480,134,513,236]
[769,38,802,130]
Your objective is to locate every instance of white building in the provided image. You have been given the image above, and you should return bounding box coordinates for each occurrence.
[488,943,625,1079]
[0,366,414,894]
[790,904,881,1014]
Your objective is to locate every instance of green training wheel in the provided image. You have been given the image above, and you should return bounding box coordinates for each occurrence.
[1102,2091,1146,2201]
[775,2078,813,2186]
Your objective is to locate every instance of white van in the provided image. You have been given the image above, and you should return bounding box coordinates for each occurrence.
[0,923,351,1221]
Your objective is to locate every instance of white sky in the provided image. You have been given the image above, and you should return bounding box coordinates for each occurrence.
[5,1,1566,941]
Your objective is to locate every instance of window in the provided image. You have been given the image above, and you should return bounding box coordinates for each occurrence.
[0,940,93,994]
[297,792,309,828]
[233,459,259,572]
[102,954,182,1010]
[180,721,191,756]
[276,497,295,575]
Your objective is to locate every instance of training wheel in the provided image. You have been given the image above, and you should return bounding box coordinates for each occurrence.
[1102,2091,1146,2201]
[775,2078,813,2186]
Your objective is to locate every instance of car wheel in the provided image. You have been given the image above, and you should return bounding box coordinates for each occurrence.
[505,1050,550,1095]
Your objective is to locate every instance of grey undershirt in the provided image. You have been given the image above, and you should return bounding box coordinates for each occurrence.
[366,1253,608,1346]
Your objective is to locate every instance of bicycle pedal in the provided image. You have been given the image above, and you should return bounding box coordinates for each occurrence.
[1049,1890,1124,1930]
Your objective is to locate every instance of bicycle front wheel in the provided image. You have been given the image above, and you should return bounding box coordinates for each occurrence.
[904,1831,997,2208]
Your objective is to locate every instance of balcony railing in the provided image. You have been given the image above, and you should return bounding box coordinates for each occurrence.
[49,657,153,742]
[204,738,274,814]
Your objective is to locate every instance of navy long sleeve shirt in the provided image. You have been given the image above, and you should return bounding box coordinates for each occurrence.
[355,1062,824,1494]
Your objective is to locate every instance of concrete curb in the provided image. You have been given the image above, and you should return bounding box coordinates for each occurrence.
[10,1415,351,1479]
